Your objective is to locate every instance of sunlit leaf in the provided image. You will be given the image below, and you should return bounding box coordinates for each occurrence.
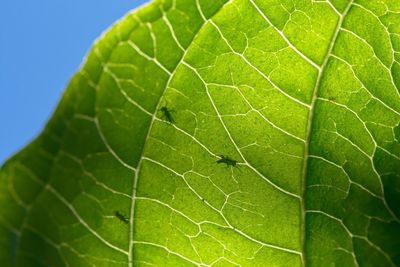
[1,0,400,266]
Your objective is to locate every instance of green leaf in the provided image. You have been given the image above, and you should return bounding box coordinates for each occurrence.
[1,0,400,266]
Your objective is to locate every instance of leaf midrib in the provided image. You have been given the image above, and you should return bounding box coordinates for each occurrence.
[300,1,355,266]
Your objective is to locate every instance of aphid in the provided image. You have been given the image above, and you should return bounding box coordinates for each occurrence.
[160,106,175,124]
[216,155,237,167]
[114,211,129,224]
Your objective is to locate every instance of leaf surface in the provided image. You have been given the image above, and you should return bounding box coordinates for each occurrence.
[1,0,400,266]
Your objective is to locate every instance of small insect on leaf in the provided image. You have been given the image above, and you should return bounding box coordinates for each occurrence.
[114,211,129,224]
[160,106,175,124]
[216,155,237,167]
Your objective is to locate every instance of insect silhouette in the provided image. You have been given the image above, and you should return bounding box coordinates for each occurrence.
[114,211,129,224]
[160,106,175,124]
[216,155,237,167]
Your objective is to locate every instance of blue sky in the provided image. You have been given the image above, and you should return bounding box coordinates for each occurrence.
[0,0,149,164]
